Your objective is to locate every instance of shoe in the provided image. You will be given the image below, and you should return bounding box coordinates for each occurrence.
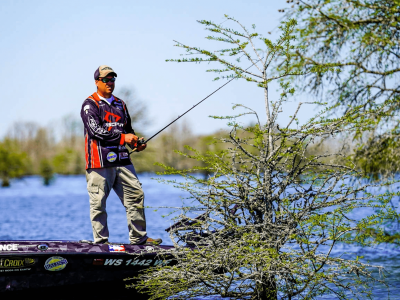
[137,237,162,245]
[96,241,110,245]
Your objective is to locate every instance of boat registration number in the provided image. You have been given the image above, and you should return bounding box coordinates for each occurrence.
[93,258,173,267]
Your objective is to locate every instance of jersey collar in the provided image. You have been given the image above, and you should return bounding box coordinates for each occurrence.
[96,93,114,106]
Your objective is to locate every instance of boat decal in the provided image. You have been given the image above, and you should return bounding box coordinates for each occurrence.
[92,258,104,265]
[92,258,173,267]
[0,244,19,251]
[0,257,36,272]
[104,258,123,266]
[44,256,68,271]
[108,245,125,252]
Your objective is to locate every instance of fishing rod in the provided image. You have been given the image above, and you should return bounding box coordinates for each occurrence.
[129,60,258,154]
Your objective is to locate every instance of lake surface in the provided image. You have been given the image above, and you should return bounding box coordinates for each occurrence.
[0,175,399,299]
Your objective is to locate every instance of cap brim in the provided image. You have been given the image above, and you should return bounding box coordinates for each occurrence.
[103,71,117,77]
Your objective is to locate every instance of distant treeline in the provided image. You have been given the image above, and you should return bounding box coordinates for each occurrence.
[0,114,353,187]
[0,114,232,187]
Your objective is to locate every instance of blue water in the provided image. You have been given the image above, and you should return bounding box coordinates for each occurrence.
[0,175,399,298]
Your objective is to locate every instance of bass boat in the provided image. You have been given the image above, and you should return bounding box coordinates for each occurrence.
[0,210,217,298]
[0,239,175,297]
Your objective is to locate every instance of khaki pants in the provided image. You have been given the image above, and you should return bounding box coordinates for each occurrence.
[85,164,147,244]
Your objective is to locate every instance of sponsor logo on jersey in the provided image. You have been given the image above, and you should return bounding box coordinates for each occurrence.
[104,111,121,123]
[119,152,129,160]
[104,122,124,127]
[104,111,122,131]
[0,244,18,251]
[44,256,68,271]
[88,116,108,134]
[107,152,117,162]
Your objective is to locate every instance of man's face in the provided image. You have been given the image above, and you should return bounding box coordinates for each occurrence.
[96,75,115,95]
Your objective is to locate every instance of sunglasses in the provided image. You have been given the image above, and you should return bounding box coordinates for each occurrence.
[99,77,116,83]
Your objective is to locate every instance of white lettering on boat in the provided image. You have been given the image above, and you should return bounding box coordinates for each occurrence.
[114,259,123,266]
[104,259,116,265]
[0,244,18,251]
[104,259,123,266]
[97,258,173,266]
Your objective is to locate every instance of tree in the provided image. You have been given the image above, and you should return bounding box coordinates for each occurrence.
[117,87,150,136]
[0,139,28,187]
[284,0,400,178]
[39,158,54,186]
[132,17,396,299]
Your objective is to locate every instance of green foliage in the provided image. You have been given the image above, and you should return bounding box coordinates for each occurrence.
[285,0,400,246]
[131,16,398,300]
[286,0,400,177]
[0,139,28,187]
[39,158,54,186]
[52,148,83,175]
[0,119,232,181]
[136,105,395,299]
[355,133,400,180]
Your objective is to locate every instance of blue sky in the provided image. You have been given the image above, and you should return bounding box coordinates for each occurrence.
[0,0,311,138]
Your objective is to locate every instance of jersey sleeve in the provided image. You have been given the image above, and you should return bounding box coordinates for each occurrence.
[81,100,125,145]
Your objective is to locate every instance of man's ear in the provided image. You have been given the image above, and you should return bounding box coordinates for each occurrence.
[95,80,99,87]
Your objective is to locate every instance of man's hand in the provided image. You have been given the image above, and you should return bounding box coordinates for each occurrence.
[136,137,147,152]
[124,133,138,145]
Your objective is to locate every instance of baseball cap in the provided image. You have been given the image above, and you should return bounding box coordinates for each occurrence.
[94,65,117,80]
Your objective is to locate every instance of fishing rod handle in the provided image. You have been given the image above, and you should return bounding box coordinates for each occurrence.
[128,137,146,154]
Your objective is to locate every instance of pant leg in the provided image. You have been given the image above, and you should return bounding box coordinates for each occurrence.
[86,167,116,243]
[113,164,147,244]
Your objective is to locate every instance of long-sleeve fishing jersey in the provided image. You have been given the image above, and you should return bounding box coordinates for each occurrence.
[81,92,135,169]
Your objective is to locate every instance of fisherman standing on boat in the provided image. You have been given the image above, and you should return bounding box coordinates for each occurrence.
[80,65,162,246]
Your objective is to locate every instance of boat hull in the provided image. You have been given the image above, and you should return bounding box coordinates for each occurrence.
[0,240,175,294]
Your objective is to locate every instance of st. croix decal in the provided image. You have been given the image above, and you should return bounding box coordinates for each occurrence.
[44,256,68,271]
[0,257,36,272]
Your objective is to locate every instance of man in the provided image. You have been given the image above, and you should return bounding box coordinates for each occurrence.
[80,65,161,245]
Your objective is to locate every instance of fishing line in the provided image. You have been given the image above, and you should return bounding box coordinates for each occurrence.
[129,56,259,154]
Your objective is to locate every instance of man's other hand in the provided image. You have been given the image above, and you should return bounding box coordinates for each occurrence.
[125,133,138,145]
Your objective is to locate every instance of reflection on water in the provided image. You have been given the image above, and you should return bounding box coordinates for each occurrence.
[0,175,399,299]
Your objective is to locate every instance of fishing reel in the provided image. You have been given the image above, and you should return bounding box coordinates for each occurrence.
[136,138,146,146]
[128,137,147,154]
